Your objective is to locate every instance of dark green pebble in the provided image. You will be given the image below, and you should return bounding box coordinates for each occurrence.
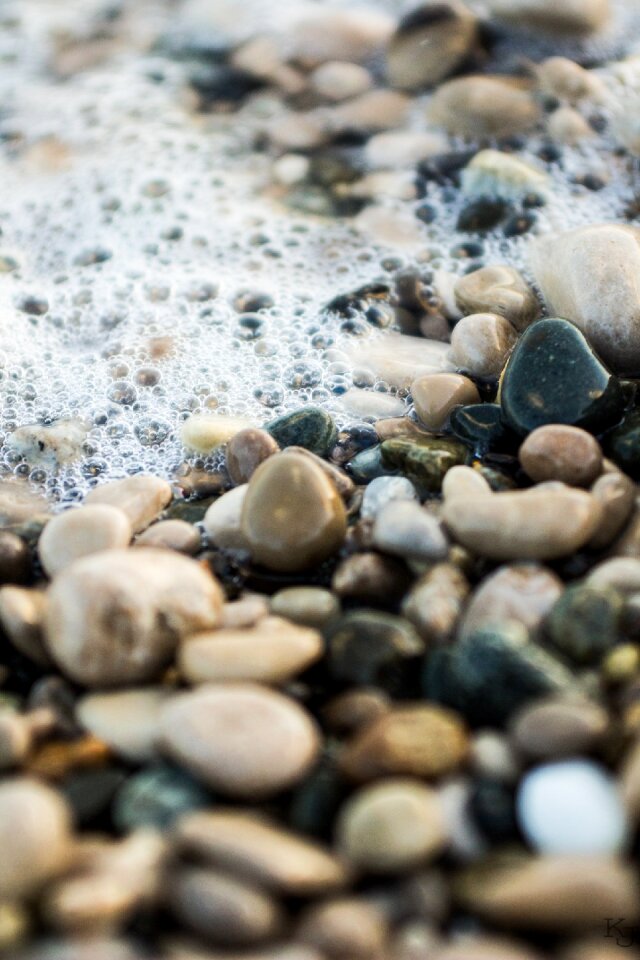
[546,584,623,666]
[423,626,573,726]
[449,403,516,455]
[456,197,509,232]
[500,318,625,436]
[380,437,467,493]
[266,407,338,458]
[347,445,398,483]
[606,409,640,479]
[112,764,212,832]
[329,609,425,697]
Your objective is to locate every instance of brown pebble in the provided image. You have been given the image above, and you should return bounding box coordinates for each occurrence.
[323,689,391,735]
[509,697,608,760]
[297,897,388,960]
[26,734,112,780]
[0,586,51,667]
[458,563,563,640]
[332,552,411,604]
[589,470,636,549]
[270,586,340,628]
[454,265,539,332]
[519,425,603,486]
[402,563,470,642]
[0,531,31,584]
[135,519,201,555]
[411,373,480,431]
[226,428,280,486]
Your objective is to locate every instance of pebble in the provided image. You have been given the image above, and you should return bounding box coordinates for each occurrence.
[241,451,346,572]
[459,563,563,640]
[546,584,622,665]
[372,500,449,562]
[327,89,411,134]
[284,446,355,500]
[180,414,253,455]
[442,465,492,500]
[360,475,418,520]
[284,8,394,65]
[76,688,171,763]
[535,56,604,103]
[168,866,284,945]
[323,689,391,735]
[265,408,337,458]
[461,149,548,200]
[519,425,603,486]
[135,519,201,555]
[270,587,340,628]
[38,505,132,578]
[530,224,640,375]
[45,548,223,687]
[587,557,640,594]
[589,473,636,551]
[429,76,540,138]
[449,312,518,379]
[178,616,323,685]
[443,486,601,561]
[499,318,625,435]
[454,266,539,332]
[346,333,455,390]
[0,777,71,899]
[412,372,480,430]
[338,388,405,420]
[605,409,640,480]
[332,552,411,605]
[85,476,172,534]
[297,898,388,960]
[112,764,211,832]
[0,530,30,585]
[8,418,88,467]
[517,760,628,855]
[457,854,639,930]
[174,810,349,895]
[0,586,51,666]
[381,437,467,493]
[488,0,610,34]
[159,683,320,797]
[402,563,470,642]
[329,610,424,695]
[456,196,509,232]
[364,131,448,169]
[0,480,50,528]
[510,697,609,759]
[203,485,249,552]
[547,106,594,145]
[386,1,477,91]
[424,625,573,724]
[225,428,279,486]
[339,705,468,781]
[310,61,372,101]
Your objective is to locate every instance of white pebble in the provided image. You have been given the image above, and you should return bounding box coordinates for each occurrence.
[361,476,418,520]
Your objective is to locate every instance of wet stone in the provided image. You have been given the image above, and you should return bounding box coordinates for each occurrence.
[510,697,609,760]
[270,586,340,628]
[606,410,640,479]
[454,266,539,332]
[499,318,625,436]
[402,563,470,643]
[266,407,338,458]
[411,372,480,431]
[297,897,388,960]
[519,425,603,486]
[332,552,412,605]
[386,0,478,91]
[85,476,172,534]
[381,437,467,493]
[112,764,212,832]
[589,470,636,549]
[77,687,171,763]
[449,404,513,455]
[38,505,132,578]
[459,562,563,641]
[546,584,623,665]
[372,500,449,563]
[360,475,418,520]
[456,197,509,232]
[135,518,201,555]
[225,427,279,486]
[328,610,425,696]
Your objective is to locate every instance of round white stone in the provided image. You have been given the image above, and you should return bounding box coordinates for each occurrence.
[360,475,417,520]
[517,759,629,855]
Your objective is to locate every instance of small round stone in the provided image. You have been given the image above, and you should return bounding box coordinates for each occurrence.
[458,562,563,640]
[265,407,338,458]
[336,778,448,873]
[270,586,340,628]
[360,475,418,520]
[519,425,603,486]
[449,312,518,379]
[517,760,629,855]
[241,451,347,572]
[38,505,132,578]
[225,427,279,485]
[135,519,201,554]
[372,500,449,562]
[0,777,72,899]
[85,475,172,533]
[159,683,320,798]
[180,414,253,455]
[411,373,480,431]
[310,60,372,101]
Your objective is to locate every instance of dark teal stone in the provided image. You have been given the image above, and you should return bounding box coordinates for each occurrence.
[380,437,467,493]
[456,197,509,232]
[112,764,212,832]
[546,584,623,666]
[606,409,640,479]
[266,407,338,457]
[328,609,425,696]
[347,444,397,483]
[449,403,516,454]
[500,318,625,436]
[423,626,573,725]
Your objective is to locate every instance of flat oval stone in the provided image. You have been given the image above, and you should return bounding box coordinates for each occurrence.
[174,810,349,895]
[270,587,340,628]
[489,0,610,34]
[411,372,480,430]
[265,408,337,458]
[241,451,347,572]
[461,148,549,200]
[135,518,200,554]
[226,427,279,485]
[386,0,477,91]
[450,313,518,379]
[519,425,603,486]
[589,470,636,549]
[85,476,172,533]
[159,683,320,798]
[77,688,171,763]
[510,697,609,760]
[45,549,223,687]
[443,486,601,561]
[500,319,625,435]
[372,500,449,562]
[0,777,72,899]
[429,76,540,139]
[178,616,323,685]
[442,464,493,500]
[454,266,539,332]
[38,505,132,578]
[336,778,448,873]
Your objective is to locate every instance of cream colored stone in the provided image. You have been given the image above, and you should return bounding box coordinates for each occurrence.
[535,57,605,103]
[77,687,171,762]
[442,465,492,500]
[38,505,132,577]
[455,267,539,332]
[85,476,171,533]
[180,414,253,456]
[459,563,563,640]
[136,519,201,554]
[412,372,480,430]
[588,471,636,549]
[402,563,470,642]
[547,107,594,145]
[8,418,88,467]
[347,334,455,390]
[310,61,372,101]
[327,89,411,133]
[461,149,548,200]
[488,0,610,34]
[203,485,249,552]
[283,9,394,66]
[429,76,540,138]
[364,130,448,169]
[450,312,517,379]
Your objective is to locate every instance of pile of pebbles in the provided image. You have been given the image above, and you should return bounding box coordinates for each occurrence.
[6,0,640,958]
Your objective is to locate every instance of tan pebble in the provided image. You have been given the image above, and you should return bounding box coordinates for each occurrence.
[461,149,549,200]
[203,485,249,552]
[297,897,388,960]
[336,779,448,873]
[510,697,608,760]
[38,505,132,577]
[402,563,470,642]
[429,76,540,139]
[270,586,340,628]
[77,688,171,763]
[364,130,448,169]
[285,446,354,500]
[488,0,610,35]
[327,89,411,134]
[226,428,279,486]
[0,586,51,667]
[310,61,372,101]
[85,476,171,534]
[547,106,594,145]
[135,519,200,555]
[0,777,72,899]
[168,867,284,946]
[386,0,477,91]
[45,549,223,687]
[339,705,468,781]
[459,563,563,640]
[443,487,601,560]
[449,312,518,378]
[588,471,636,549]
[267,112,327,151]
[323,689,391,735]
[178,616,323,686]
[442,465,492,501]
[174,810,349,895]
[535,57,605,102]
[411,373,480,430]
[180,414,253,456]
[454,266,539,332]
[220,594,270,629]
[587,558,640,594]
[285,8,394,66]
[456,854,639,929]
[0,712,33,769]
[159,683,320,798]
[519,425,603,486]
[241,452,346,573]
[0,479,51,527]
